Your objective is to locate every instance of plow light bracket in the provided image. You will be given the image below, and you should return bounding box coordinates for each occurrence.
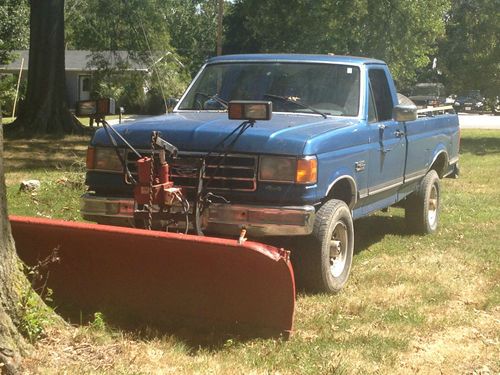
[228,101,272,121]
[153,132,178,157]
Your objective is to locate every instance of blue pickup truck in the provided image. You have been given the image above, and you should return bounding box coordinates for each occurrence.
[82,54,460,293]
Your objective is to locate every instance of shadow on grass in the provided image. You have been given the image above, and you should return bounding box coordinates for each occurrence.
[353,214,407,254]
[459,136,500,155]
[48,303,271,352]
[3,136,90,170]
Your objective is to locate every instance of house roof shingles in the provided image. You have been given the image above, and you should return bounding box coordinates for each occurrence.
[0,50,149,72]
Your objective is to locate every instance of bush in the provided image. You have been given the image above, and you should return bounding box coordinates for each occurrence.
[0,74,25,116]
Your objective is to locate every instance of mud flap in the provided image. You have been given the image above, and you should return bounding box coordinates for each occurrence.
[10,216,295,338]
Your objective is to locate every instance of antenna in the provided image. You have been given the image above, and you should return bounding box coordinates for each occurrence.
[139,23,168,113]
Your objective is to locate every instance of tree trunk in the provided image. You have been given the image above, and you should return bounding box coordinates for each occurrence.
[9,0,87,136]
[0,111,30,374]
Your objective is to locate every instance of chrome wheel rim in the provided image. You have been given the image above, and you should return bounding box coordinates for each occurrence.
[330,222,348,278]
[428,184,438,228]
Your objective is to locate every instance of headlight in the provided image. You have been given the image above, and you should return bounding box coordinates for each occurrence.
[86,146,124,172]
[259,156,317,184]
[476,101,483,107]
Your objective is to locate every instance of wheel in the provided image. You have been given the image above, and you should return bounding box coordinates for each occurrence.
[295,199,354,294]
[405,169,441,234]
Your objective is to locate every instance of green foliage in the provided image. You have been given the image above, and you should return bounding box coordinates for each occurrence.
[66,0,168,52]
[358,0,450,86]
[164,0,222,75]
[65,0,191,113]
[90,312,107,331]
[0,0,29,64]
[18,287,54,343]
[224,0,450,87]
[18,252,60,344]
[0,74,17,115]
[0,73,27,116]
[439,0,500,96]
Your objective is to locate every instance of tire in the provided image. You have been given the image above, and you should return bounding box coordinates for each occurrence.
[296,199,354,294]
[405,169,440,234]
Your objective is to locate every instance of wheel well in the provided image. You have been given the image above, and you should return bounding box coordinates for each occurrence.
[327,178,356,209]
[431,152,448,178]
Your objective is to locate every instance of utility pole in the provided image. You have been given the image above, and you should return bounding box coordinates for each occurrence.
[216,0,223,55]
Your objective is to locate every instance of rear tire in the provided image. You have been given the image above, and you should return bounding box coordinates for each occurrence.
[297,199,354,294]
[405,170,441,234]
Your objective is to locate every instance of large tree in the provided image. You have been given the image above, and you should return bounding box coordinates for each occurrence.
[0,2,31,371]
[224,0,450,87]
[439,0,499,96]
[10,0,86,135]
[0,112,30,374]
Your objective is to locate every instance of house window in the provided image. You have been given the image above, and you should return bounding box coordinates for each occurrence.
[82,77,90,92]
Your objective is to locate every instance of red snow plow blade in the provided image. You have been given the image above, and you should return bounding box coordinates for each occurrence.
[10,216,295,337]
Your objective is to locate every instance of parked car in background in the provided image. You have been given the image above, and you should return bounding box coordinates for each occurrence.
[453,90,485,113]
[445,94,457,105]
[409,83,447,108]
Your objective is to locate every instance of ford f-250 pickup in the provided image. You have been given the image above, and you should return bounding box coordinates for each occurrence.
[81,54,460,294]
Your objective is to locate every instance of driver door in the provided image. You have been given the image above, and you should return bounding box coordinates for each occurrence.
[367,68,406,195]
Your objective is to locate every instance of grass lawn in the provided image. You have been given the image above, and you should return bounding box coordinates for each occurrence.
[3,130,499,374]
[2,114,132,127]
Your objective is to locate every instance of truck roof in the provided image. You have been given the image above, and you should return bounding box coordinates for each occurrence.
[207,53,385,66]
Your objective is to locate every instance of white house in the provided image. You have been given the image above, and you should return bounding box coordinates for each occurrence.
[0,50,148,111]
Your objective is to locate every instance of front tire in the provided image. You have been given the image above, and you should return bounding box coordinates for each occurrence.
[298,199,354,294]
[405,169,441,234]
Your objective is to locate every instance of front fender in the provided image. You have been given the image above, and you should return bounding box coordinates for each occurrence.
[323,168,358,208]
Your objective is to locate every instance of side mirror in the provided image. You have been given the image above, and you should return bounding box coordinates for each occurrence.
[393,104,417,122]
[166,97,179,108]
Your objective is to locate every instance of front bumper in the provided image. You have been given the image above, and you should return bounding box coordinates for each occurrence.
[81,194,316,237]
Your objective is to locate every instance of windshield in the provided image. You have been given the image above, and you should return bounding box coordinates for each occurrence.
[412,85,445,97]
[457,91,482,101]
[178,62,360,116]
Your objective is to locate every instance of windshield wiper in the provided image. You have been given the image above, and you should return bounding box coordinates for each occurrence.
[195,92,228,109]
[263,93,327,119]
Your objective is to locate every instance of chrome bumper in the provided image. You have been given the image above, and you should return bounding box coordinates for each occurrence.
[81,194,315,236]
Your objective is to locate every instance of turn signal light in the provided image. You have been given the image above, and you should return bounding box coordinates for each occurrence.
[228,101,272,121]
[296,157,317,184]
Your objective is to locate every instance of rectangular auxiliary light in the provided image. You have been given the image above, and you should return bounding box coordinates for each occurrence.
[228,101,272,121]
[76,98,116,117]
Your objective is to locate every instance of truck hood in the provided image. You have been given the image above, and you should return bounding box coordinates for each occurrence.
[92,112,358,155]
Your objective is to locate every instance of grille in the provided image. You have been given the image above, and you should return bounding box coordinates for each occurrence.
[126,151,257,192]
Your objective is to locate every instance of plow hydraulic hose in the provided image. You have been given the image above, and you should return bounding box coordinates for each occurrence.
[10,216,296,338]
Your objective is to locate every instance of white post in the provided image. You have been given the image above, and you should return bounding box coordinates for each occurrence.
[217,0,223,56]
[12,57,24,118]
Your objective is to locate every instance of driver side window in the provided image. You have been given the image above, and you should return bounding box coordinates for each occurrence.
[368,69,393,121]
